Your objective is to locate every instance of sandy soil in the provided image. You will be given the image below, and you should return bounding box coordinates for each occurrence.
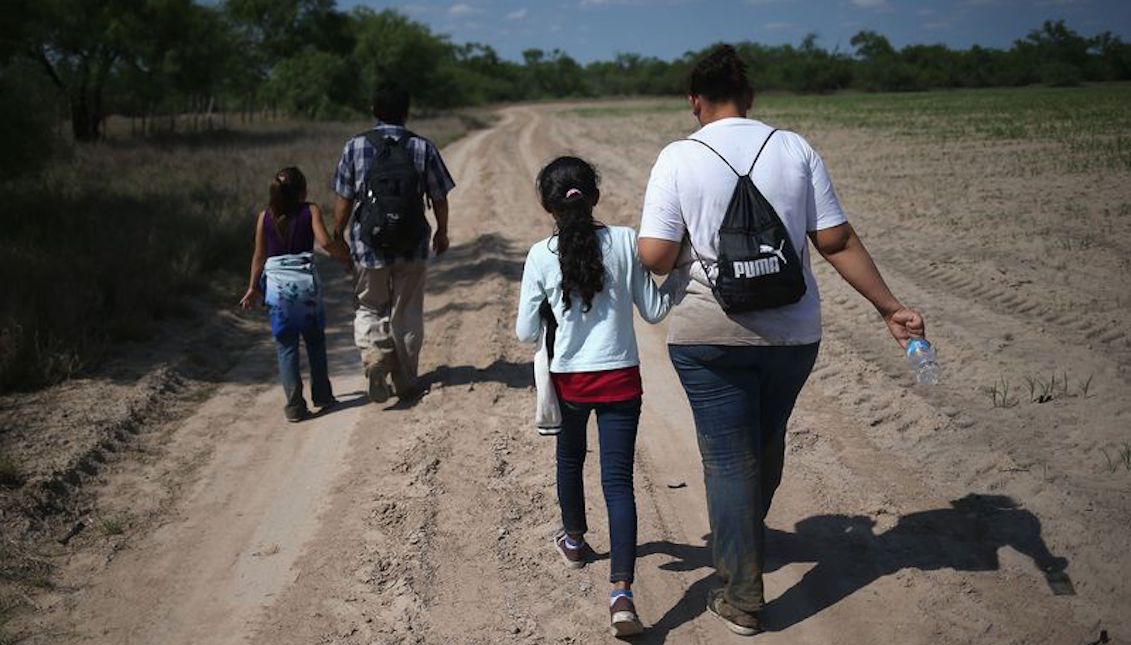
[7,103,1129,644]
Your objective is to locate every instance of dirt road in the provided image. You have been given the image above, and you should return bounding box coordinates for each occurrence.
[27,104,1127,644]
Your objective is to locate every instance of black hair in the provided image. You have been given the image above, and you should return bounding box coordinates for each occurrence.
[268,166,307,244]
[536,156,604,313]
[688,44,754,109]
[372,82,410,125]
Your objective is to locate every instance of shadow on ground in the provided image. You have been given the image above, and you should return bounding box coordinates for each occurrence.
[426,233,524,295]
[419,359,533,391]
[635,493,1073,643]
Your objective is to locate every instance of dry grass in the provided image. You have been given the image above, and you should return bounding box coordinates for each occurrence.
[0,113,481,392]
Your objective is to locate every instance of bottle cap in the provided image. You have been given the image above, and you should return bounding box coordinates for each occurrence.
[906,338,929,354]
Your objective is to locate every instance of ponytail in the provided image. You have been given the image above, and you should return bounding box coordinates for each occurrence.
[536,157,604,313]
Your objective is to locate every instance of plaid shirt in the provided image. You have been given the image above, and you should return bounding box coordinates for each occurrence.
[332,122,456,268]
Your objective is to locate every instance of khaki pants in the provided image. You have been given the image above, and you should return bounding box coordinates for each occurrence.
[353,262,427,392]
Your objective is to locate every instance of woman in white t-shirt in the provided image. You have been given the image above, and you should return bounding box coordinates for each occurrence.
[516,156,671,636]
[637,45,926,636]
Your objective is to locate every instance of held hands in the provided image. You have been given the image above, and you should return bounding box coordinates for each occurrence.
[883,307,926,349]
[433,229,450,256]
[239,287,262,310]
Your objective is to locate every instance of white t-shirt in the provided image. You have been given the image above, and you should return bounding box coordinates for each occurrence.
[639,117,847,345]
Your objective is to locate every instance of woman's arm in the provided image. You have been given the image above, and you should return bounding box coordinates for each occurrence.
[309,203,351,266]
[515,252,546,343]
[638,237,682,276]
[240,211,268,309]
[809,222,924,347]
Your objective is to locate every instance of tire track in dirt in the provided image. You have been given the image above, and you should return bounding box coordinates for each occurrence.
[28,264,372,645]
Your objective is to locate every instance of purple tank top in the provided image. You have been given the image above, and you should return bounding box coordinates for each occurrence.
[263,204,315,257]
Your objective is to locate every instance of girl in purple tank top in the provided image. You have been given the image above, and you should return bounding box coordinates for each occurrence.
[239,167,350,422]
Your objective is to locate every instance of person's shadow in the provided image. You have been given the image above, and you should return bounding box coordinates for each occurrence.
[637,494,1073,642]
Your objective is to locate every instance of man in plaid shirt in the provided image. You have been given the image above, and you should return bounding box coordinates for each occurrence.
[331,83,456,403]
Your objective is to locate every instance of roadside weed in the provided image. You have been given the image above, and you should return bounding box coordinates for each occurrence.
[1101,443,1131,473]
[1022,370,1097,403]
[1025,371,1068,403]
[99,516,126,536]
[0,454,22,488]
[985,376,1018,408]
[1079,373,1095,398]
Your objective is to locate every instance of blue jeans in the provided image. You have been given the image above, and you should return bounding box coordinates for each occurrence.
[669,343,819,613]
[275,326,333,414]
[556,397,641,584]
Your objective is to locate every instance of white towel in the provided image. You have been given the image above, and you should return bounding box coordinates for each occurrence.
[533,322,561,435]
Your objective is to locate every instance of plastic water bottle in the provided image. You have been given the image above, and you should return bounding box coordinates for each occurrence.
[906,338,941,385]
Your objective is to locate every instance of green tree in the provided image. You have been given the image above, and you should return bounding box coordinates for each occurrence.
[31,0,150,140]
[264,46,352,118]
[350,8,456,109]
[851,30,923,91]
[1015,20,1091,86]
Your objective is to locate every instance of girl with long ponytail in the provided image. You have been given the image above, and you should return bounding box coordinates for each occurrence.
[516,156,673,636]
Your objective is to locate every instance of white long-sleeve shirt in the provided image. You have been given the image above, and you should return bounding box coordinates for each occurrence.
[516,226,671,373]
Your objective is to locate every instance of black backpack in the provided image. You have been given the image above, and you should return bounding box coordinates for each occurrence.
[355,130,428,255]
[686,129,806,314]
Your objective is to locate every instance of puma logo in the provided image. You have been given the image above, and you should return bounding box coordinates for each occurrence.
[733,257,781,279]
[758,240,788,265]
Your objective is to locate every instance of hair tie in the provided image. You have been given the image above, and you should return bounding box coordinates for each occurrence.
[565,188,583,200]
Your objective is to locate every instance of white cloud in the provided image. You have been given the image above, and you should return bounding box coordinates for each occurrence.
[507,8,528,19]
[449,3,480,16]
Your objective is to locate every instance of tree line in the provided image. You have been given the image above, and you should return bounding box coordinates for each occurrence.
[2,0,1130,161]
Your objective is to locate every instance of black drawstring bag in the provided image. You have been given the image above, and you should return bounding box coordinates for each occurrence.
[686,129,806,314]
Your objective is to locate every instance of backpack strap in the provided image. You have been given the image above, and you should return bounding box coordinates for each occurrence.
[680,128,778,291]
[360,128,422,187]
[745,129,777,176]
[360,128,418,150]
[686,128,778,178]
[685,138,740,176]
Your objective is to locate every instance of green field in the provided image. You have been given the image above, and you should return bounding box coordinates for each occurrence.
[576,84,1131,170]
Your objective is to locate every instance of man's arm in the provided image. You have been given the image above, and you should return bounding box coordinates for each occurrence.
[809,222,924,347]
[329,194,353,262]
[432,198,449,255]
[638,237,681,275]
[311,203,351,266]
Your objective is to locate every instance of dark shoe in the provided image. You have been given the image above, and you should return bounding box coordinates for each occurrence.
[395,383,427,402]
[706,589,761,636]
[553,532,594,569]
[610,591,644,637]
[284,405,310,423]
[366,365,390,403]
[313,398,338,412]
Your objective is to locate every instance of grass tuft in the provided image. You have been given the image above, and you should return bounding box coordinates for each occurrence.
[0,454,23,488]
[1101,443,1131,473]
[984,376,1018,408]
[99,516,126,536]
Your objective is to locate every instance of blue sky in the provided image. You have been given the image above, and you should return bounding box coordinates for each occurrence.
[340,0,1131,63]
